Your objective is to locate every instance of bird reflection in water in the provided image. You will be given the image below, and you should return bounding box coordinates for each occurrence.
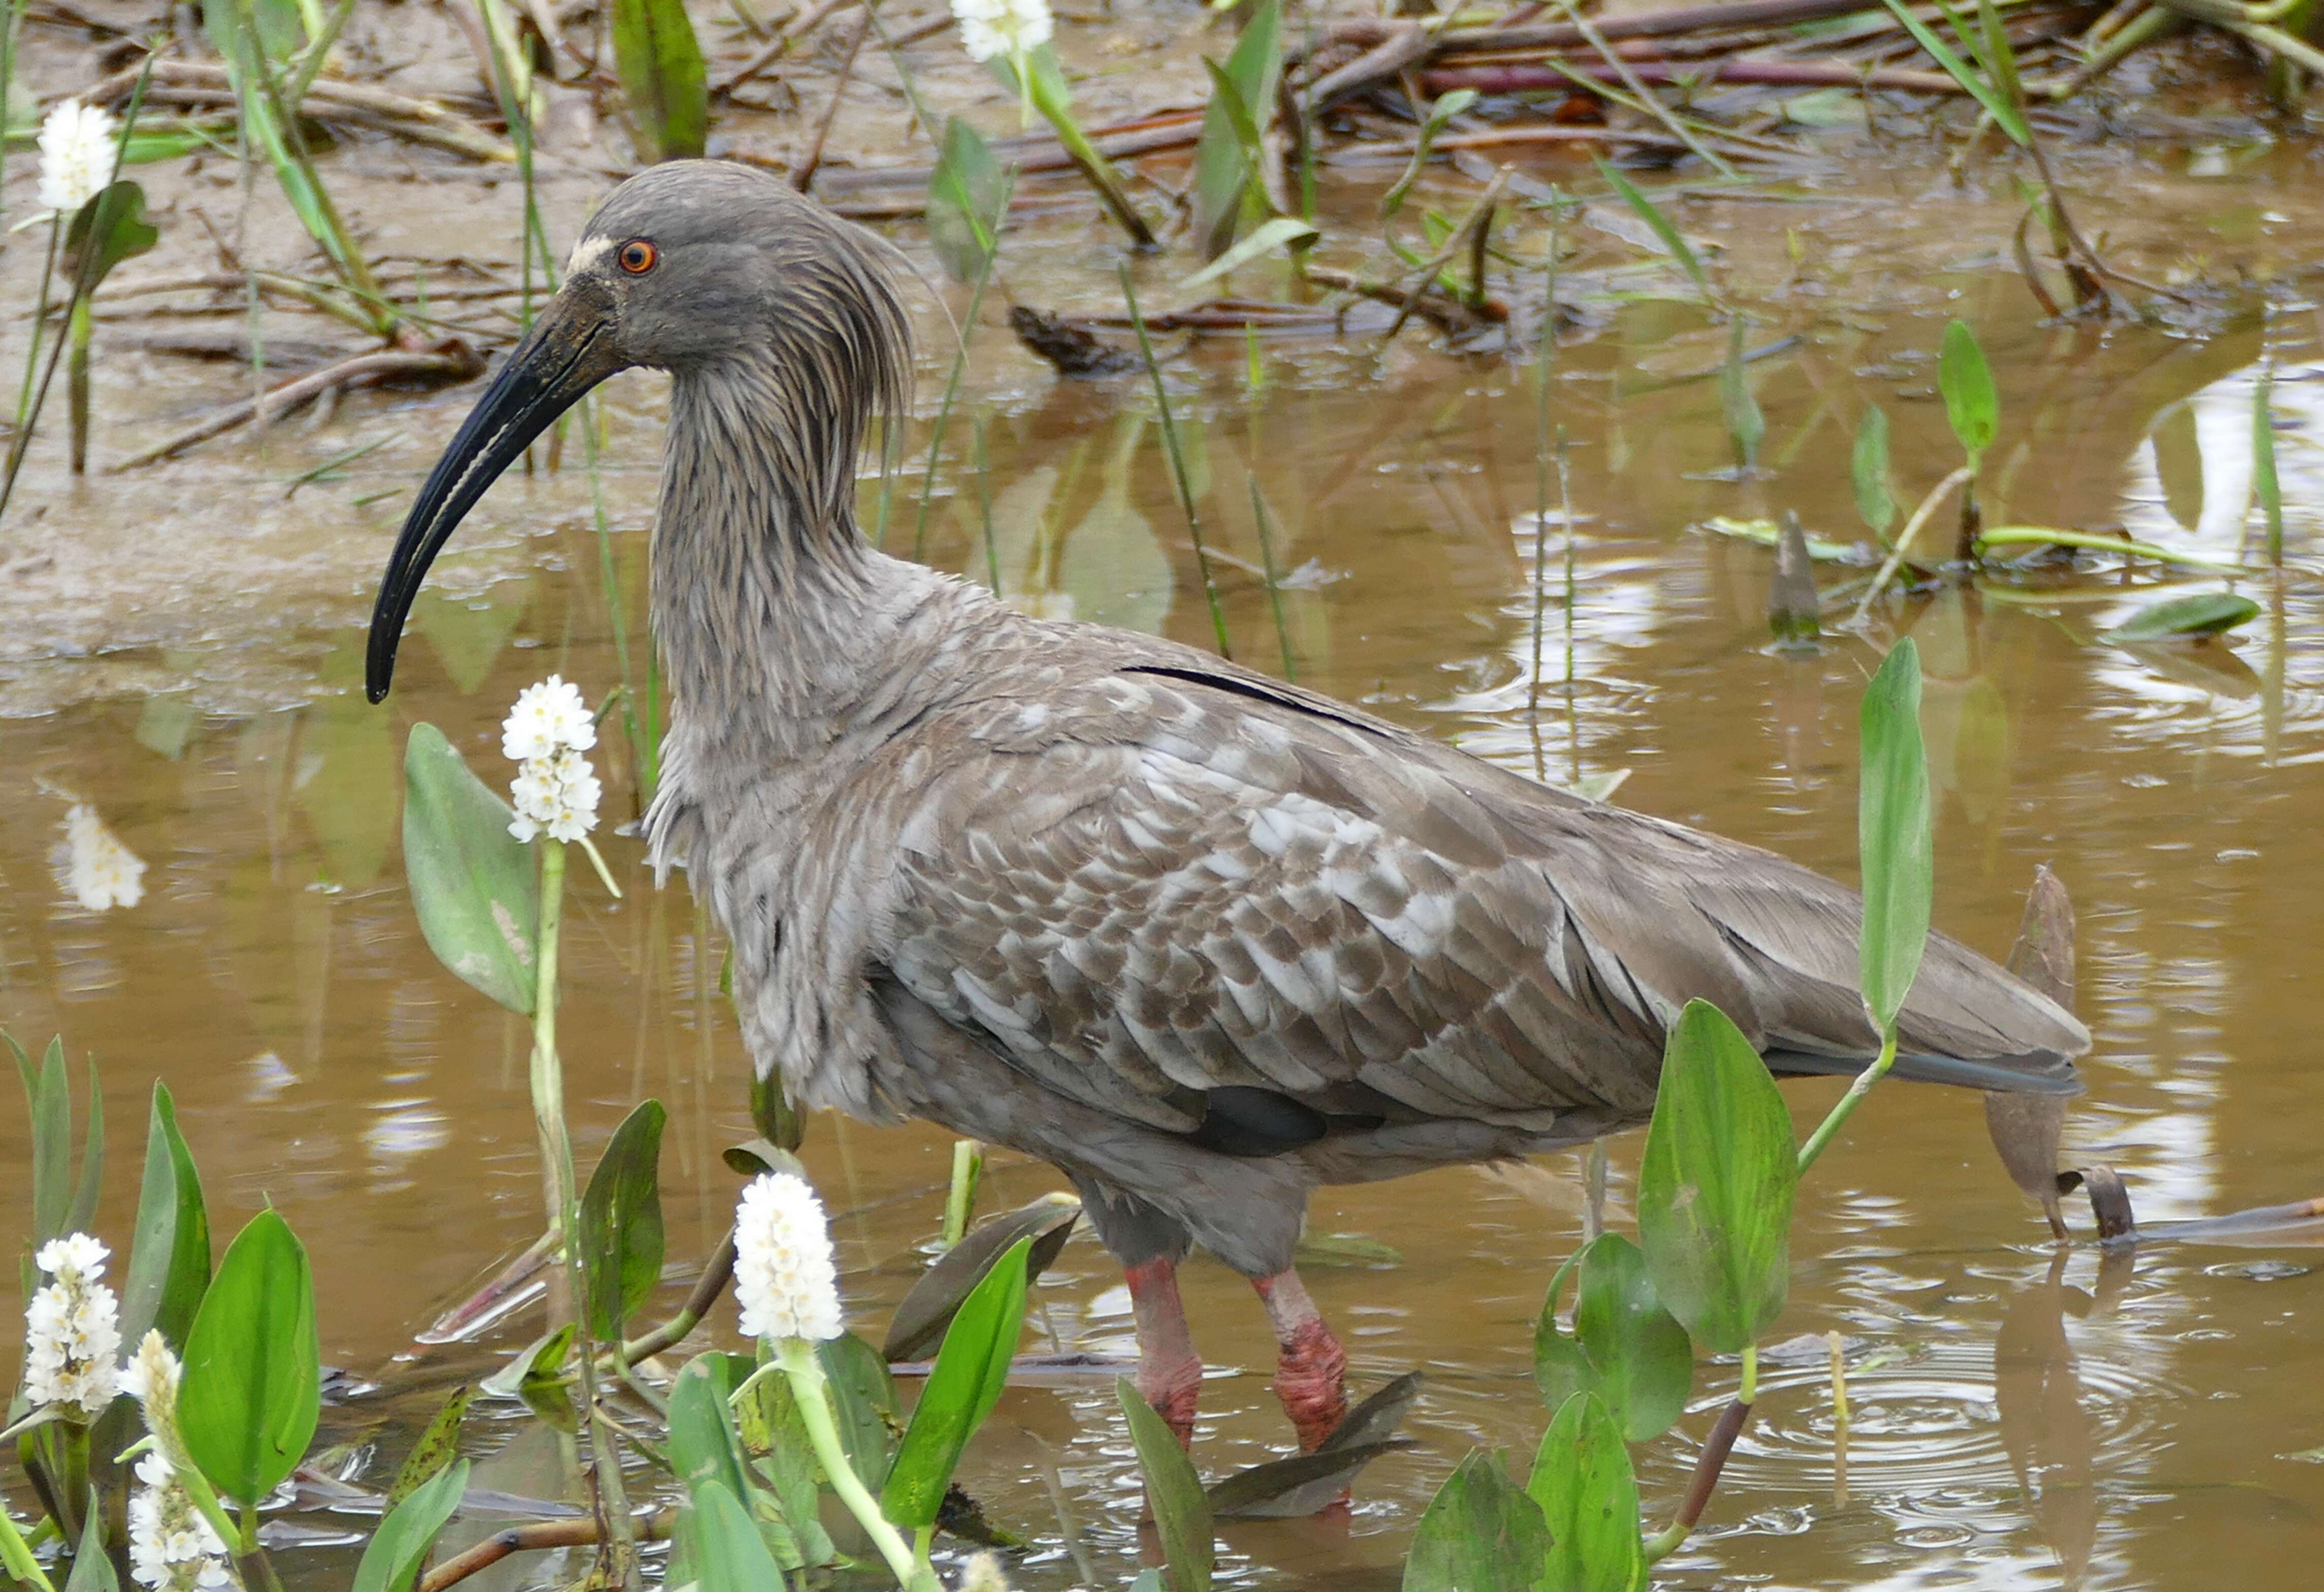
[1994,1244,2134,1589]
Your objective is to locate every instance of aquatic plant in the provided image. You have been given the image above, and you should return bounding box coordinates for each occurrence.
[380,678,1043,1589]
[2,1038,332,1591]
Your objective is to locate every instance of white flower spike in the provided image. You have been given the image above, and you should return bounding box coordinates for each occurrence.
[37,100,117,217]
[22,1231,122,1419]
[61,802,147,911]
[502,678,602,843]
[501,675,596,762]
[961,1552,1016,1592]
[734,1172,844,1343]
[127,1451,233,1591]
[951,0,1052,64]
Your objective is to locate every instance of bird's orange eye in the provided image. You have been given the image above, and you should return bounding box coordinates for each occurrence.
[617,239,657,274]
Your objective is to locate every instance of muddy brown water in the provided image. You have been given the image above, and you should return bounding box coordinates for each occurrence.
[5,58,2324,1590]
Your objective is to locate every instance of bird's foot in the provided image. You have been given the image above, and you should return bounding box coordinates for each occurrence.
[1253,1269,1348,1452]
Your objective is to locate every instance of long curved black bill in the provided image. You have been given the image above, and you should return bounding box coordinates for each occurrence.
[367,283,624,703]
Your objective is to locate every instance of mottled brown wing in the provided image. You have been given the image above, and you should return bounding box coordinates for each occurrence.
[880,662,2084,1142]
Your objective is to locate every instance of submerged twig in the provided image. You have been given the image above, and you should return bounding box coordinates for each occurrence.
[791,3,873,192]
[109,344,483,469]
[415,1509,675,1592]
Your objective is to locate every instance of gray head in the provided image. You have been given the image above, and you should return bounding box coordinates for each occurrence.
[366,160,912,701]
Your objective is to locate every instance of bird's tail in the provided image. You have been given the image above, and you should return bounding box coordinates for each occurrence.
[1765,1047,2083,1096]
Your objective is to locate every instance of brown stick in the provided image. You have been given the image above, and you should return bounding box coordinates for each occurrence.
[1303,24,1444,113]
[792,4,873,192]
[714,0,857,96]
[110,346,484,470]
[416,1510,675,1592]
[1421,57,1986,92]
[78,58,514,161]
[1341,0,1947,54]
[1304,265,1507,336]
[847,120,1207,189]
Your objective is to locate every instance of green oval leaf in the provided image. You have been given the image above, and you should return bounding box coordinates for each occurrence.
[179,1208,320,1506]
[1192,0,1282,253]
[610,0,708,161]
[12,1034,69,1248]
[64,181,159,299]
[1859,638,1931,1032]
[928,117,1008,285]
[1938,319,1999,461]
[884,1195,1080,1363]
[666,1357,752,1516]
[351,1457,469,1592]
[1638,1001,1797,1354]
[2099,591,2261,643]
[579,1099,667,1342]
[1529,1392,1644,1592]
[1118,1380,1213,1591]
[1402,1448,1551,1592]
[386,1386,470,1509]
[1532,1233,1692,1443]
[817,1334,901,1494]
[120,1082,211,1353]
[880,1238,1032,1530]
[401,723,539,1014]
[63,1493,118,1592]
[684,1477,785,1592]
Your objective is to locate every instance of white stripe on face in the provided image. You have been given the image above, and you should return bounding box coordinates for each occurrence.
[566,235,615,276]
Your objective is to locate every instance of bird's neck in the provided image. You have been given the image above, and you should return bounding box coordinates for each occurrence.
[652,355,921,757]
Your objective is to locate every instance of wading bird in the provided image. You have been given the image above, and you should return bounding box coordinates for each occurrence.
[368,162,2084,1460]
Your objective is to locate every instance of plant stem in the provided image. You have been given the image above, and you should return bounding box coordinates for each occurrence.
[531,840,575,1303]
[531,838,635,1568]
[1641,1396,1752,1564]
[942,1139,983,1248]
[0,219,63,523]
[614,1226,737,1366]
[232,1497,286,1592]
[1846,464,1975,626]
[1794,1026,1898,1176]
[65,298,91,475]
[0,0,21,236]
[1738,1340,1759,1404]
[233,1545,287,1592]
[1120,263,1231,660]
[774,1339,935,1591]
[907,251,998,562]
[1246,472,1297,681]
[2253,361,2283,569]
[1975,524,2248,573]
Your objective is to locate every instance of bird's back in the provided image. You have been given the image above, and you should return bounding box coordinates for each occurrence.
[684,563,2084,1165]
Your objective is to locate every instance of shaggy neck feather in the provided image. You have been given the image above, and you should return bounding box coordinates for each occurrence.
[653,350,910,759]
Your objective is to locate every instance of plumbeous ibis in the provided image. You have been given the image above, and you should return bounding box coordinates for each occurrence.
[367,161,2085,1455]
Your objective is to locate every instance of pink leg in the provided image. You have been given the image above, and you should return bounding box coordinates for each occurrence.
[1126,1257,1204,1450]
[1253,1269,1348,1452]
